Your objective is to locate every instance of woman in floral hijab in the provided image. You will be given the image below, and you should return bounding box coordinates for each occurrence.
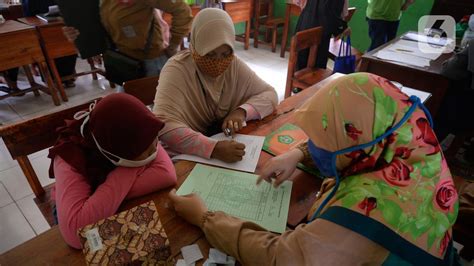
[169,73,459,265]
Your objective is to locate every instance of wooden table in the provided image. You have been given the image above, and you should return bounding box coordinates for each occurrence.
[0,73,343,265]
[221,0,253,50]
[17,16,106,103]
[359,32,452,116]
[0,20,60,105]
[279,2,301,58]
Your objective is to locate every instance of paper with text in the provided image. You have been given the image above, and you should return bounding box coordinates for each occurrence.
[177,164,292,233]
[173,133,265,173]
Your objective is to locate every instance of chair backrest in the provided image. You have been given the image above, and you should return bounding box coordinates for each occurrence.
[254,0,271,19]
[0,99,99,160]
[123,76,159,106]
[288,26,323,72]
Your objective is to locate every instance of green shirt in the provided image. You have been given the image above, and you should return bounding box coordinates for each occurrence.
[367,0,405,21]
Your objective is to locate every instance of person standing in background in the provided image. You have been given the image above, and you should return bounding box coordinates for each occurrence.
[294,0,350,70]
[366,0,415,51]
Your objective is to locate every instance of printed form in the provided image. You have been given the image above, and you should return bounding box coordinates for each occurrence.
[177,164,293,233]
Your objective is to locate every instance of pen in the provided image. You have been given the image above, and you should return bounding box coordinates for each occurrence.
[395,48,413,53]
[224,128,233,139]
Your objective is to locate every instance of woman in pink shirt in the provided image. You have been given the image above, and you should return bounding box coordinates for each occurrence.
[48,93,177,249]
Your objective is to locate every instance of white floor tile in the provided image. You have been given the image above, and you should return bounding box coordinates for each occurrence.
[0,101,22,125]
[0,203,36,254]
[0,182,13,208]
[17,194,51,235]
[0,140,17,172]
[30,155,55,187]
[7,92,59,118]
[0,166,33,201]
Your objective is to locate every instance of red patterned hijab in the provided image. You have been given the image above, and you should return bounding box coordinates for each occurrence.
[48,93,164,190]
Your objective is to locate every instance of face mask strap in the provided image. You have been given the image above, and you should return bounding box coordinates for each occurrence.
[73,100,97,138]
[309,96,431,221]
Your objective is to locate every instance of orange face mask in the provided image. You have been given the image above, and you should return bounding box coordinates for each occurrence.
[192,51,234,78]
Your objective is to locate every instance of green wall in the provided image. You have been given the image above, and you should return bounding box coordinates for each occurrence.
[245,0,435,52]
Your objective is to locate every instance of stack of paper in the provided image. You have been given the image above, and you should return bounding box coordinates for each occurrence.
[386,39,442,60]
[376,50,430,67]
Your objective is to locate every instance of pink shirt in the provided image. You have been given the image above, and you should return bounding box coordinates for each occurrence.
[53,144,176,249]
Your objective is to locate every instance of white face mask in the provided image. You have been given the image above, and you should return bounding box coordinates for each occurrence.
[91,132,157,167]
[73,102,157,168]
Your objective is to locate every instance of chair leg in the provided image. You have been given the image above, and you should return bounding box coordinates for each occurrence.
[16,156,45,198]
[23,65,40,96]
[38,62,61,106]
[254,27,259,48]
[272,26,277,53]
[49,59,68,102]
[87,58,98,80]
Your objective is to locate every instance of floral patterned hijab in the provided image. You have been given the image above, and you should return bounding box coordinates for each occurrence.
[294,73,458,259]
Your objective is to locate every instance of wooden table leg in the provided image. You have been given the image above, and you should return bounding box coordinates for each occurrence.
[280,5,291,58]
[87,58,98,80]
[49,59,68,102]
[23,65,40,96]
[244,20,250,50]
[16,156,45,198]
[38,62,61,106]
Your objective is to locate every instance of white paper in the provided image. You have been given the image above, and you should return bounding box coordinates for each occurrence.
[402,32,454,48]
[386,39,442,60]
[173,133,265,173]
[376,50,430,68]
[181,244,203,265]
[176,259,194,266]
[209,248,228,264]
[401,86,431,103]
[85,227,103,253]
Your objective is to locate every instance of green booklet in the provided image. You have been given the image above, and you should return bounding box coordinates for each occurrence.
[262,123,320,177]
[177,164,292,233]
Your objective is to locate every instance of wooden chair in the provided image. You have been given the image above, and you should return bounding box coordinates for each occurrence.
[253,0,285,53]
[123,76,159,106]
[284,26,333,99]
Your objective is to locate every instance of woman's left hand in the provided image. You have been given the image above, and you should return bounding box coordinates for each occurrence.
[168,189,208,227]
[222,108,247,136]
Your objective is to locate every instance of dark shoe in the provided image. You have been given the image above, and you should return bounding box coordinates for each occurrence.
[0,86,25,96]
[63,80,76,88]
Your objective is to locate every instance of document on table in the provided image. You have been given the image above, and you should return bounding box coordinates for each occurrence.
[172,133,265,173]
[401,86,431,103]
[376,50,431,67]
[402,32,454,48]
[387,39,442,60]
[177,164,293,233]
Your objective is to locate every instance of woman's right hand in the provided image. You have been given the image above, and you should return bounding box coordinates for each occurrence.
[257,148,304,188]
[62,26,80,42]
[211,140,246,163]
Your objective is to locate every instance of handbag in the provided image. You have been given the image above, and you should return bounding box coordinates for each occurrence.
[333,36,356,74]
[103,18,154,85]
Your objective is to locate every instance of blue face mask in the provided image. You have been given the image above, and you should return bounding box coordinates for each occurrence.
[307,96,433,221]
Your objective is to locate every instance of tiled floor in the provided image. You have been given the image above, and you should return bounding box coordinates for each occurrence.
[0,42,291,254]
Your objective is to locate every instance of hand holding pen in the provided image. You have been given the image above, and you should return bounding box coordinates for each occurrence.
[222,108,247,138]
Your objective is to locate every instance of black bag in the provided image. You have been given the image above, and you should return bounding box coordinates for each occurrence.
[103,17,154,85]
[103,50,146,85]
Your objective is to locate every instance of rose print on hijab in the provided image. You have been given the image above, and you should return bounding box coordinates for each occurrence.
[439,231,451,256]
[416,118,440,153]
[381,159,413,186]
[345,123,362,141]
[433,178,458,213]
[394,147,412,159]
[358,197,377,216]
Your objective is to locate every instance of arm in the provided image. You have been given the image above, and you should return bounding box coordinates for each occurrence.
[148,0,193,53]
[126,144,177,199]
[401,0,415,11]
[441,46,470,81]
[236,59,278,119]
[160,127,218,159]
[54,156,139,249]
[328,0,348,36]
